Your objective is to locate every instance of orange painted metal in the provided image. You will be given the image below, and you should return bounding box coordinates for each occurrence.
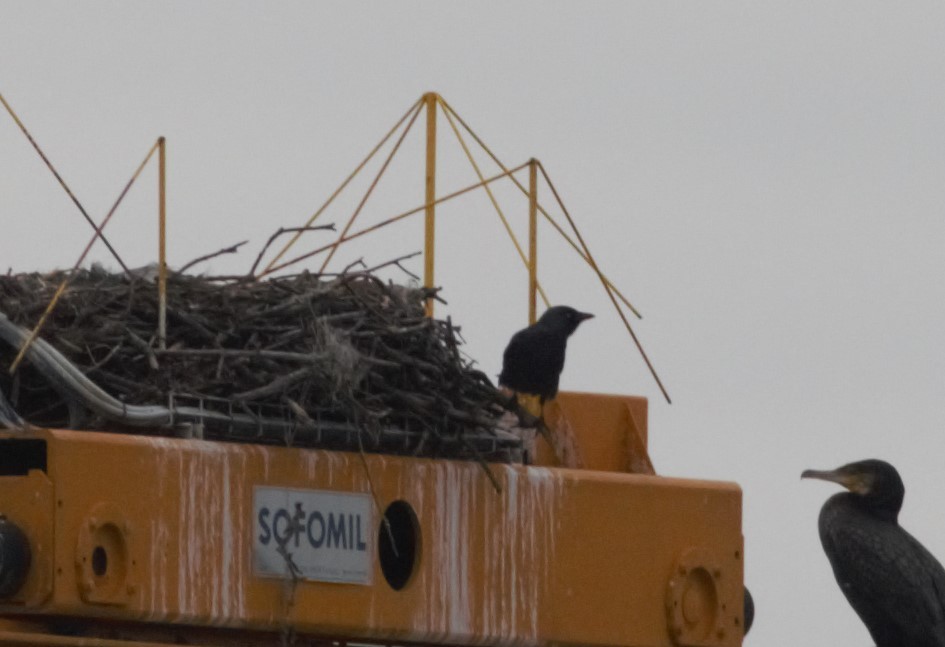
[0,391,743,646]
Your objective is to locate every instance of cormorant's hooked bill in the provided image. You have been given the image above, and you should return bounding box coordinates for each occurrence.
[499,306,593,404]
[803,459,945,647]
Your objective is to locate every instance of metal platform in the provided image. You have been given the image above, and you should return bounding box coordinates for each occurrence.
[0,396,744,647]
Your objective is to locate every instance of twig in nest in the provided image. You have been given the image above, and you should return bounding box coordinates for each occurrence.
[179,240,249,274]
[462,437,502,493]
[363,251,422,279]
[356,432,400,557]
[0,263,525,468]
[249,225,337,277]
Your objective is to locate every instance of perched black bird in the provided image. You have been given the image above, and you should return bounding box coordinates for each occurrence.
[802,459,945,647]
[499,306,593,404]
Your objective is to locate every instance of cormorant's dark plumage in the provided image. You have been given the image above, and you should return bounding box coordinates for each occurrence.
[802,459,945,647]
[499,306,593,403]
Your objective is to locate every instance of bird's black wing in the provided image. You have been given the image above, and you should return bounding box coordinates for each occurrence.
[821,504,945,647]
[499,326,567,398]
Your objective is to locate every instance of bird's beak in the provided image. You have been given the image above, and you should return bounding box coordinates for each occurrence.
[578,312,594,322]
[801,468,870,494]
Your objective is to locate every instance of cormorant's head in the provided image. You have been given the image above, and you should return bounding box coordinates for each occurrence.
[538,306,594,336]
[801,459,905,518]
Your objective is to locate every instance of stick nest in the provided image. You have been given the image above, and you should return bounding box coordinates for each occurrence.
[0,266,524,463]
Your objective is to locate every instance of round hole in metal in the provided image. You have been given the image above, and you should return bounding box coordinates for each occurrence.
[378,500,419,591]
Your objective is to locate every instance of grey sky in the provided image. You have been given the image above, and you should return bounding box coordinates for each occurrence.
[3,2,945,645]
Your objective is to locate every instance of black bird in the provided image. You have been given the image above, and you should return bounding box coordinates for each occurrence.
[499,306,593,404]
[802,459,945,647]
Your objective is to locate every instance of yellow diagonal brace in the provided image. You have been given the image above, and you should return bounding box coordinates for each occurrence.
[438,97,550,309]
[261,96,424,275]
[0,92,130,274]
[9,139,161,374]
[438,97,641,319]
[260,163,529,277]
[318,101,424,274]
[539,161,671,404]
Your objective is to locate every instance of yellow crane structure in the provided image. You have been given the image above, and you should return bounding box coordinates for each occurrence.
[0,92,745,647]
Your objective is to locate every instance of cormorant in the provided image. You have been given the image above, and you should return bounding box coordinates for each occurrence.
[499,306,593,404]
[802,459,945,647]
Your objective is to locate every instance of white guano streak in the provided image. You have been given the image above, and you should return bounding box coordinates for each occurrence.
[409,463,563,647]
[140,439,246,624]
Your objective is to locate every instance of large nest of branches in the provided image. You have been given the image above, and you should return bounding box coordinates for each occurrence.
[0,265,525,464]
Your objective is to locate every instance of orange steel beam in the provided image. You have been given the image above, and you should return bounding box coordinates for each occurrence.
[0,401,743,647]
[423,92,437,317]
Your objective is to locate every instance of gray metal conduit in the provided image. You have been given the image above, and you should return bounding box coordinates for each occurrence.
[0,386,23,428]
[0,311,303,434]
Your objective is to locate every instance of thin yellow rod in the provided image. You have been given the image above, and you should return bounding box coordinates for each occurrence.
[7,282,67,375]
[528,159,538,324]
[437,97,550,309]
[261,163,530,277]
[158,136,167,350]
[0,92,131,274]
[318,101,424,274]
[423,92,437,317]
[9,139,161,374]
[538,161,671,404]
[438,97,641,319]
[261,96,424,275]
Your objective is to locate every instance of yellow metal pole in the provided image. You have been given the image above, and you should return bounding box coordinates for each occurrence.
[158,136,167,350]
[423,92,437,317]
[528,159,538,325]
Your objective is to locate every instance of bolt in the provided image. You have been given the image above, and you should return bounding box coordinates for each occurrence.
[717,627,726,639]
[127,583,137,595]
[713,568,721,578]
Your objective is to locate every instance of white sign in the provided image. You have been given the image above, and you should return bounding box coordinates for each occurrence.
[253,486,373,585]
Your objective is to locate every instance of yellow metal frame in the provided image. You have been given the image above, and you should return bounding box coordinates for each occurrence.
[0,90,666,399]
[248,92,669,402]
